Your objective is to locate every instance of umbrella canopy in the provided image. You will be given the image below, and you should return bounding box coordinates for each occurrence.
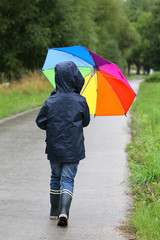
[41,45,136,116]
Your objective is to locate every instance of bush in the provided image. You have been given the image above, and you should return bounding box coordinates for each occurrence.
[145,72,160,82]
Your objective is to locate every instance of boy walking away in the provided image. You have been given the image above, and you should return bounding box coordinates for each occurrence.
[36,61,90,227]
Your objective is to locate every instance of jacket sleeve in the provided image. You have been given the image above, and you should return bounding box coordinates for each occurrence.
[35,101,48,130]
[82,99,90,127]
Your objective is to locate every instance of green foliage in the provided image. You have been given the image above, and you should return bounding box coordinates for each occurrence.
[126,0,152,22]
[0,0,51,78]
[1,0,159,78]
[127,81,160,239]
[145,71,160,82]
[75,0,98,50]
[126,0,160,72]
[0,0,138,79]
[131,205,160,240]
[92,0,139,70]
[94,0,124,64]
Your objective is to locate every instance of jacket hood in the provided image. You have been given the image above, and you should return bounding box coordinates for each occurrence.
[55,61,85,94]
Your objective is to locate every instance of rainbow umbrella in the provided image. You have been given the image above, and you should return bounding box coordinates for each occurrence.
[41,45,136,116]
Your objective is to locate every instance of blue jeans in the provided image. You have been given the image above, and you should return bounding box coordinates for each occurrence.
[50,161,79,195]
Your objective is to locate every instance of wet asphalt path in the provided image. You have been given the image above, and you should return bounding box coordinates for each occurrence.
[0,79,142,240]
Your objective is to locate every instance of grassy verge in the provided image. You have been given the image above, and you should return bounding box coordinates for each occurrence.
[0,71,53,119]
[126,80,160,239]
[125,74,146,81]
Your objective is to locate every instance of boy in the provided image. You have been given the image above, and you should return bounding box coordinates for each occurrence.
[36,61,90,227]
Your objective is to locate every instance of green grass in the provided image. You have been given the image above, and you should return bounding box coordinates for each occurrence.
[131,205,160,240]
[145,71,160,82]
[125,74,146,81]
[125,75,135,80]
[0,71,53,119]
[126,80,160,239]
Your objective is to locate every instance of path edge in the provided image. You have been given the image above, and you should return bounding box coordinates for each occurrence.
[0,107,40,124]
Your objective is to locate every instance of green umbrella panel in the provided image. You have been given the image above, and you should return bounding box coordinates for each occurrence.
[42,67,93,89]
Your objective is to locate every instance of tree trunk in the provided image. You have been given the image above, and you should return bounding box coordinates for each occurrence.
[127,62,130,75]
[136,64,140,74]
[143,68,145,75]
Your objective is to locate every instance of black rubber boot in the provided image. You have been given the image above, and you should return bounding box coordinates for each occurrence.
[57,191,73,227]
[50,190,61,220]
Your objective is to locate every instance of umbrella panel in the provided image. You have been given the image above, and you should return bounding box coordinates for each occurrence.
[43,67,93,89]
[50,46,95,66]
[100,70,136,114]
[96,71,125,116]
[85,47,111,67]
[42,49,93,71]
[81,72,97,116]
[43,69,56,89]
[99,63,133,90]
[81,70,136,116]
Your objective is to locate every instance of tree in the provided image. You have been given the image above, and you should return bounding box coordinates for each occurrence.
[0,0,142,80]
[125,0,160,73]
[0,0,80,79]
[149,0,160,70]
[94,0,139,71]
[0,0,52,78]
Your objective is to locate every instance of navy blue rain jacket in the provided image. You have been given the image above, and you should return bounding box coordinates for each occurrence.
[36,61,90,163]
